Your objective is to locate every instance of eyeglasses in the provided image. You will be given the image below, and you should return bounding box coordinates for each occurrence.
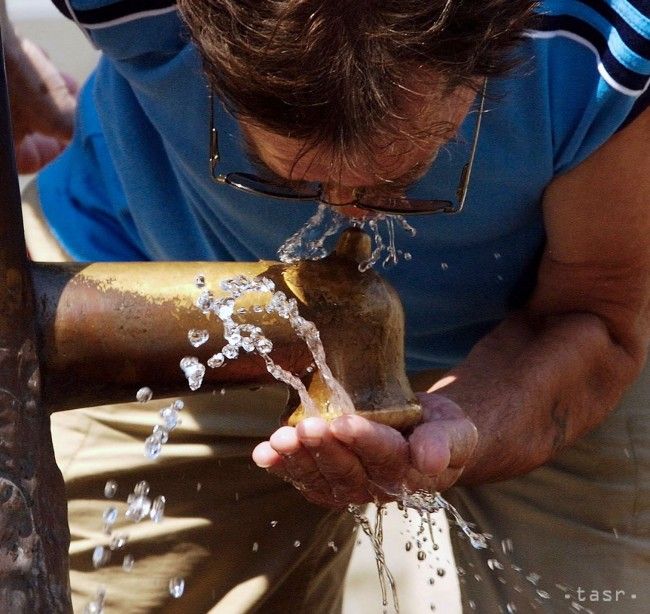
[209,79,487,216]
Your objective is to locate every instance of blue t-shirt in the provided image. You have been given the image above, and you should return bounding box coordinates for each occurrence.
[42,0,650,370]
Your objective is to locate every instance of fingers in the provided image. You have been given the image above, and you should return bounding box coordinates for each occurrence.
[16,133,66,174]
[296,418,377,504]
[252,397,478,509]
[253,426,348,507]
[410,394,479,486]
[330,415,411,495]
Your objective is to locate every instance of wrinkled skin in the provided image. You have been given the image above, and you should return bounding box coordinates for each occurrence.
[252,393,479,509]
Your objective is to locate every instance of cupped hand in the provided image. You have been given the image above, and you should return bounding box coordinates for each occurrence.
[252,393,478,509]
[5,36,78,173]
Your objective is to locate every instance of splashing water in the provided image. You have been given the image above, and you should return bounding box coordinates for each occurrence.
[349,505,400,613]
[190,274,354,418]
[277,204,415,271]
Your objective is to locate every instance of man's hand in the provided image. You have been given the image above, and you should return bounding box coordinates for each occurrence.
[5,34,78,173]
[252,394,478,509]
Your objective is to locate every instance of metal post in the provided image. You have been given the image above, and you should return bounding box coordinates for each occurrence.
[0,30,71,612]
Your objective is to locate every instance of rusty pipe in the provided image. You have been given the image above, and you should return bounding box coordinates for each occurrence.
[32,230,421,430]
[0,31,71,613]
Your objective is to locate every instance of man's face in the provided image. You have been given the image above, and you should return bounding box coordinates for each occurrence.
[241,82,478,217]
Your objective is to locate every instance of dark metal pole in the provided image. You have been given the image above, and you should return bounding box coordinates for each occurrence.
[0,30,71,612]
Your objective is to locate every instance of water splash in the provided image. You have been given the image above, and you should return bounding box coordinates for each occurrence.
[277,204,415,272]
[349,505,400,613]
[193,274,355,417]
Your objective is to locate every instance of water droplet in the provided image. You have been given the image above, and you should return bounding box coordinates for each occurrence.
[293,540,301,548]
[195,274,206,288]
[327,541,338,552]
[207,353,225,368]
[254,337,273,355]
[104,480,118,499]
[169,577,185,599]
[110,534,128,550]
[526,572,541,586]
[172,399,184,411]
[436,568,446,577]
[428,578,435,585]
[179,356,206,391]
[122,554,134,572]
[102,507,118,527]
[136,387,153,403]
[134,480,150,496]
[222,344,239,360]
[217,298,235,319]
[144,436,162,459]
[417,551,427,561]
[270,520,278,527]
[196,483,202,492]
[160,406,181,430]
[150,496,166,523]
[536,589,551,600]
[440,262,449,271]
[152,424,169,444]
[487,558,504,571]
[506,603,517,613]
[494,252,501,259]
[252,542,259,552]
[125,489,152,523]
[501,538,513,555]
[92,545,110,569]
[188,329,209,348]
[405,541,412,552]
[82,601,103,614]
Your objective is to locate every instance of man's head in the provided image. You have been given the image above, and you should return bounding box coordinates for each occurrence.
[179,0,537,204]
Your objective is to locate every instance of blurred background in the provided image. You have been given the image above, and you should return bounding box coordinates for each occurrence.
[5,2,461,612]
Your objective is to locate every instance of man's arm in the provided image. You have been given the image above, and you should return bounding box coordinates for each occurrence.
[252,106,650,507]
[437,104,650,484]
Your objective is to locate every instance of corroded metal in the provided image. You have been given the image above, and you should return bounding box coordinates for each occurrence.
[0,32,71,613]
[32,230,422,430]
[31,260,312,411]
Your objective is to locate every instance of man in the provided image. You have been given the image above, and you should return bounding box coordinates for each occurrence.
[3,0,649,612]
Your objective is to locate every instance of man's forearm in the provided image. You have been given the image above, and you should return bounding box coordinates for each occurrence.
[434,308,646,485]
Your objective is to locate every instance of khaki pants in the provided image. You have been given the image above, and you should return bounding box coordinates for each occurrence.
[445,362,650,613]
[23,180,650,613]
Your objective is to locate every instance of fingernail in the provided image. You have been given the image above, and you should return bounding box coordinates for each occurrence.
[331,417,355,444]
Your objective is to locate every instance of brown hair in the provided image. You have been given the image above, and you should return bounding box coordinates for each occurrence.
[179,0,538,155]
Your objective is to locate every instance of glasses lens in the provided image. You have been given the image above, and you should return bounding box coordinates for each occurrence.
[226,173,320,201]
[355,192,455,215]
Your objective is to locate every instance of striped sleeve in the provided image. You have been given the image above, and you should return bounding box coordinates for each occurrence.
[527,0,650,96]
[51,0,177,29]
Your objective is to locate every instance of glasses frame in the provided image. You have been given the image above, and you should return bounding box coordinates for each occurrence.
[209,78,487,216]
